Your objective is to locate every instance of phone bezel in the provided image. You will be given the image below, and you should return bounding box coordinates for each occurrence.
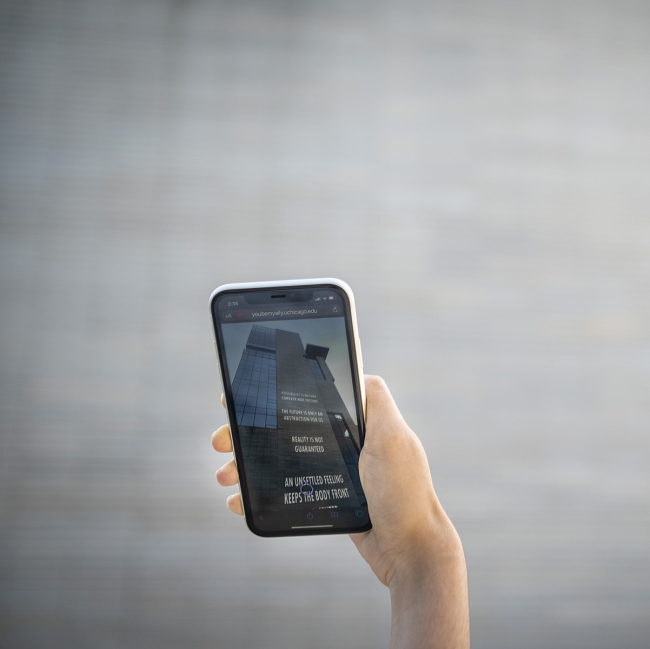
[209,278,371,537]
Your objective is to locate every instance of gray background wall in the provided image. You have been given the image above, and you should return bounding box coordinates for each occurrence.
[1,1,649,647]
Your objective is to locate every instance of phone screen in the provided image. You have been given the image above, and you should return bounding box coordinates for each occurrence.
[212,285,370,536]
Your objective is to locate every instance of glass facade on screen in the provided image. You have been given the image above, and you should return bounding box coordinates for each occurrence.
[307,358,325,380]
[232,325,277,429]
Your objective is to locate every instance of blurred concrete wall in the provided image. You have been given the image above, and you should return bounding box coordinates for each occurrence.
[1,1,649,647]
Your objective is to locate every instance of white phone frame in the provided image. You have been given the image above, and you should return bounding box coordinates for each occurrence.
[209,278,367,537]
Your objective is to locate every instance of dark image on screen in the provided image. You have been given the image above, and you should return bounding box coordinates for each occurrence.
[221,319,366,519]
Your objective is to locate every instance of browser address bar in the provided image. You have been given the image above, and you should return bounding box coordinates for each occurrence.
[220,305,341,323]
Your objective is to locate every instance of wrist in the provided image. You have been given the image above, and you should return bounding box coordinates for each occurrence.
[387,519,470,649]
[387,504,464,591]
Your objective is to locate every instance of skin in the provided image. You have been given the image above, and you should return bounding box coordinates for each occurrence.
[212,375,470,649]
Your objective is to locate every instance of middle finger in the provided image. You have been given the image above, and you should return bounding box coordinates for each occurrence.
[216,458,239,486]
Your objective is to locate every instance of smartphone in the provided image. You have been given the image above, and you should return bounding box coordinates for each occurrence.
[209,278,371,537]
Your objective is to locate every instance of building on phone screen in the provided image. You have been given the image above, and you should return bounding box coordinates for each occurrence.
[231,325,365,513]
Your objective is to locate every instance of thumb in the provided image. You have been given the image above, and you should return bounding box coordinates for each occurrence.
[364,375,406,433]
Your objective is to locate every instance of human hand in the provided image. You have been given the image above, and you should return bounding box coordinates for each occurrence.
[351,376,470,648]
[211,376,470,648]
